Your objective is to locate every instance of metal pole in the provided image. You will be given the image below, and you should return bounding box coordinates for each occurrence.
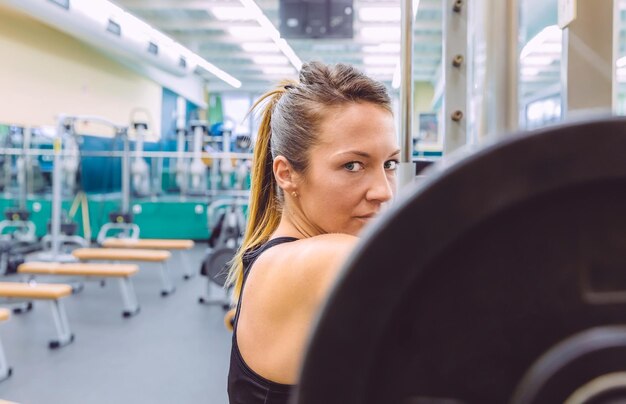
[398,0,415,190]
[474,0,518,140]
[443,0,468,153]
[50,117,65,259]
[19,127,31,210]
[121,128,130,214]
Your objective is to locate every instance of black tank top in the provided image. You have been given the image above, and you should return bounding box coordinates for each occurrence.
[228,237,299,404]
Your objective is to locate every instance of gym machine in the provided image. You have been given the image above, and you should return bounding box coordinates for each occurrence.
[96,121,140,245]
[34,116,94,262]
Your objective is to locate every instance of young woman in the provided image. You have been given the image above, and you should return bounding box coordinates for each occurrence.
[227,61,399,404]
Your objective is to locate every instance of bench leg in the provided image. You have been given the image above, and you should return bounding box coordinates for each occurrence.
[118,277,140,318]
[0,337,12,382]
[180,251,193,280]
[48,300,74,349]
[159,262,176,297]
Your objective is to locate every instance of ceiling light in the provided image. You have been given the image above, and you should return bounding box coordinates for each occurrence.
[360,27,400,41]
[520,25,562,59]
[521,67,540,76]
[521,56,556,66]
[252,55,289,65]
[365,67,397,75]
[241,42,280,53]
[363,56,399,66]
[262,66,297,75]
[192,55,242,88]
[391,64,401,88]
[362,43,401,54]
[359,7,400,22]
[228,26,271,39]
[211,7,255,21]
[617,56,626,68]
[239,0,302,70]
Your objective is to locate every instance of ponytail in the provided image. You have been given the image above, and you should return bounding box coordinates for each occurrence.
[226,83,294,303]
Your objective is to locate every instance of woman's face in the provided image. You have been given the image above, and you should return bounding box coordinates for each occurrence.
[295,102,399,236]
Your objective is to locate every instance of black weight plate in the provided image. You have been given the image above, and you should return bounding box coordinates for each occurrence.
[206,246,237,287]
[295,117,626,404]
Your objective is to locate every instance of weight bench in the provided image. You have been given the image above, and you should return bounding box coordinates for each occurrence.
[102,238,195,279]
[0,282,73,349]
[18,262,140,318]
[0,309,11,382]
[71,248,174,296]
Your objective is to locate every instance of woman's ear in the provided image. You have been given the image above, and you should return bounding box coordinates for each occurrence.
[274,156,299,193]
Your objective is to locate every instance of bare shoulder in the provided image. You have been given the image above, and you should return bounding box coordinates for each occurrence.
[256,233,359,304]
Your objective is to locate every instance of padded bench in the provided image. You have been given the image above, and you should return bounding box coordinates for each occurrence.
[102,238,195,279]
[72,248,175,296]
[0,309,11,382]
[18,262,140,318]
[0,282,74,349]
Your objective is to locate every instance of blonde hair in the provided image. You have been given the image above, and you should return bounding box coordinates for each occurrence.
[226,61,392,302]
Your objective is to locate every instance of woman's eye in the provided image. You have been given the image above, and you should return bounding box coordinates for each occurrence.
[344,162,364,172]
[385,160,399,170]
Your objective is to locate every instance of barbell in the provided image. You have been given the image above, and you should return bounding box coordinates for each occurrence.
[294,117,626,404]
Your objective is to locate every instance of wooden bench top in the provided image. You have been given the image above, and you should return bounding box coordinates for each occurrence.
[0,308,9,322]
[19,262,139,277]
[72,248,170,262]
[102,238,194,250]
[0,282,72,299]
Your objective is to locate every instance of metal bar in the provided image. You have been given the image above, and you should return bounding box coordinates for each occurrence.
[49,299,73,347]
[180,250,193,280]
[0,148,254,159]
[0,336,10,380]
[397,0,415,189]
[443,0,468,153]
[159,262,175,296]
[121,129,130,214]
[118,277,140,316]
[50,117,65,259]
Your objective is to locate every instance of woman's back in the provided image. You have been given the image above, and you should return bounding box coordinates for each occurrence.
[228,235,356,404]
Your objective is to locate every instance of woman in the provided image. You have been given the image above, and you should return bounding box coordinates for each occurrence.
[227,61,399,404]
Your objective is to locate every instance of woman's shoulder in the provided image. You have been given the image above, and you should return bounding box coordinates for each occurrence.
[256,233,359,302]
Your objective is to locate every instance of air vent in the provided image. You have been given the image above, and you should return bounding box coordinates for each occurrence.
[48,0,70,9]
[106,19,121,36]
[147,42,159,55]
[178,57,187,68]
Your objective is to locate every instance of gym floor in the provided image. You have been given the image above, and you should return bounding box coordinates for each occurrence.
[0,245,231,404]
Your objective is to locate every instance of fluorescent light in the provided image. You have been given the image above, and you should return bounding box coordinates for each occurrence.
[211,7,255,21]
[252,55,289,65]
[262,66,297,75]
[239,0,302,70]
[391,64,401,88]
[363,56,398,66]
[521,67,540,76]
[362,43,401,54]
[365,67,397,75]
[520,25,562,59]
[229,26,271,39]
[617,56,626,68]
[241,42,280,53]
[72,0,124,25]
[359,7,400,22]
[361,27,400,41]
[192,55,242,88]
[521,56,556,66]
